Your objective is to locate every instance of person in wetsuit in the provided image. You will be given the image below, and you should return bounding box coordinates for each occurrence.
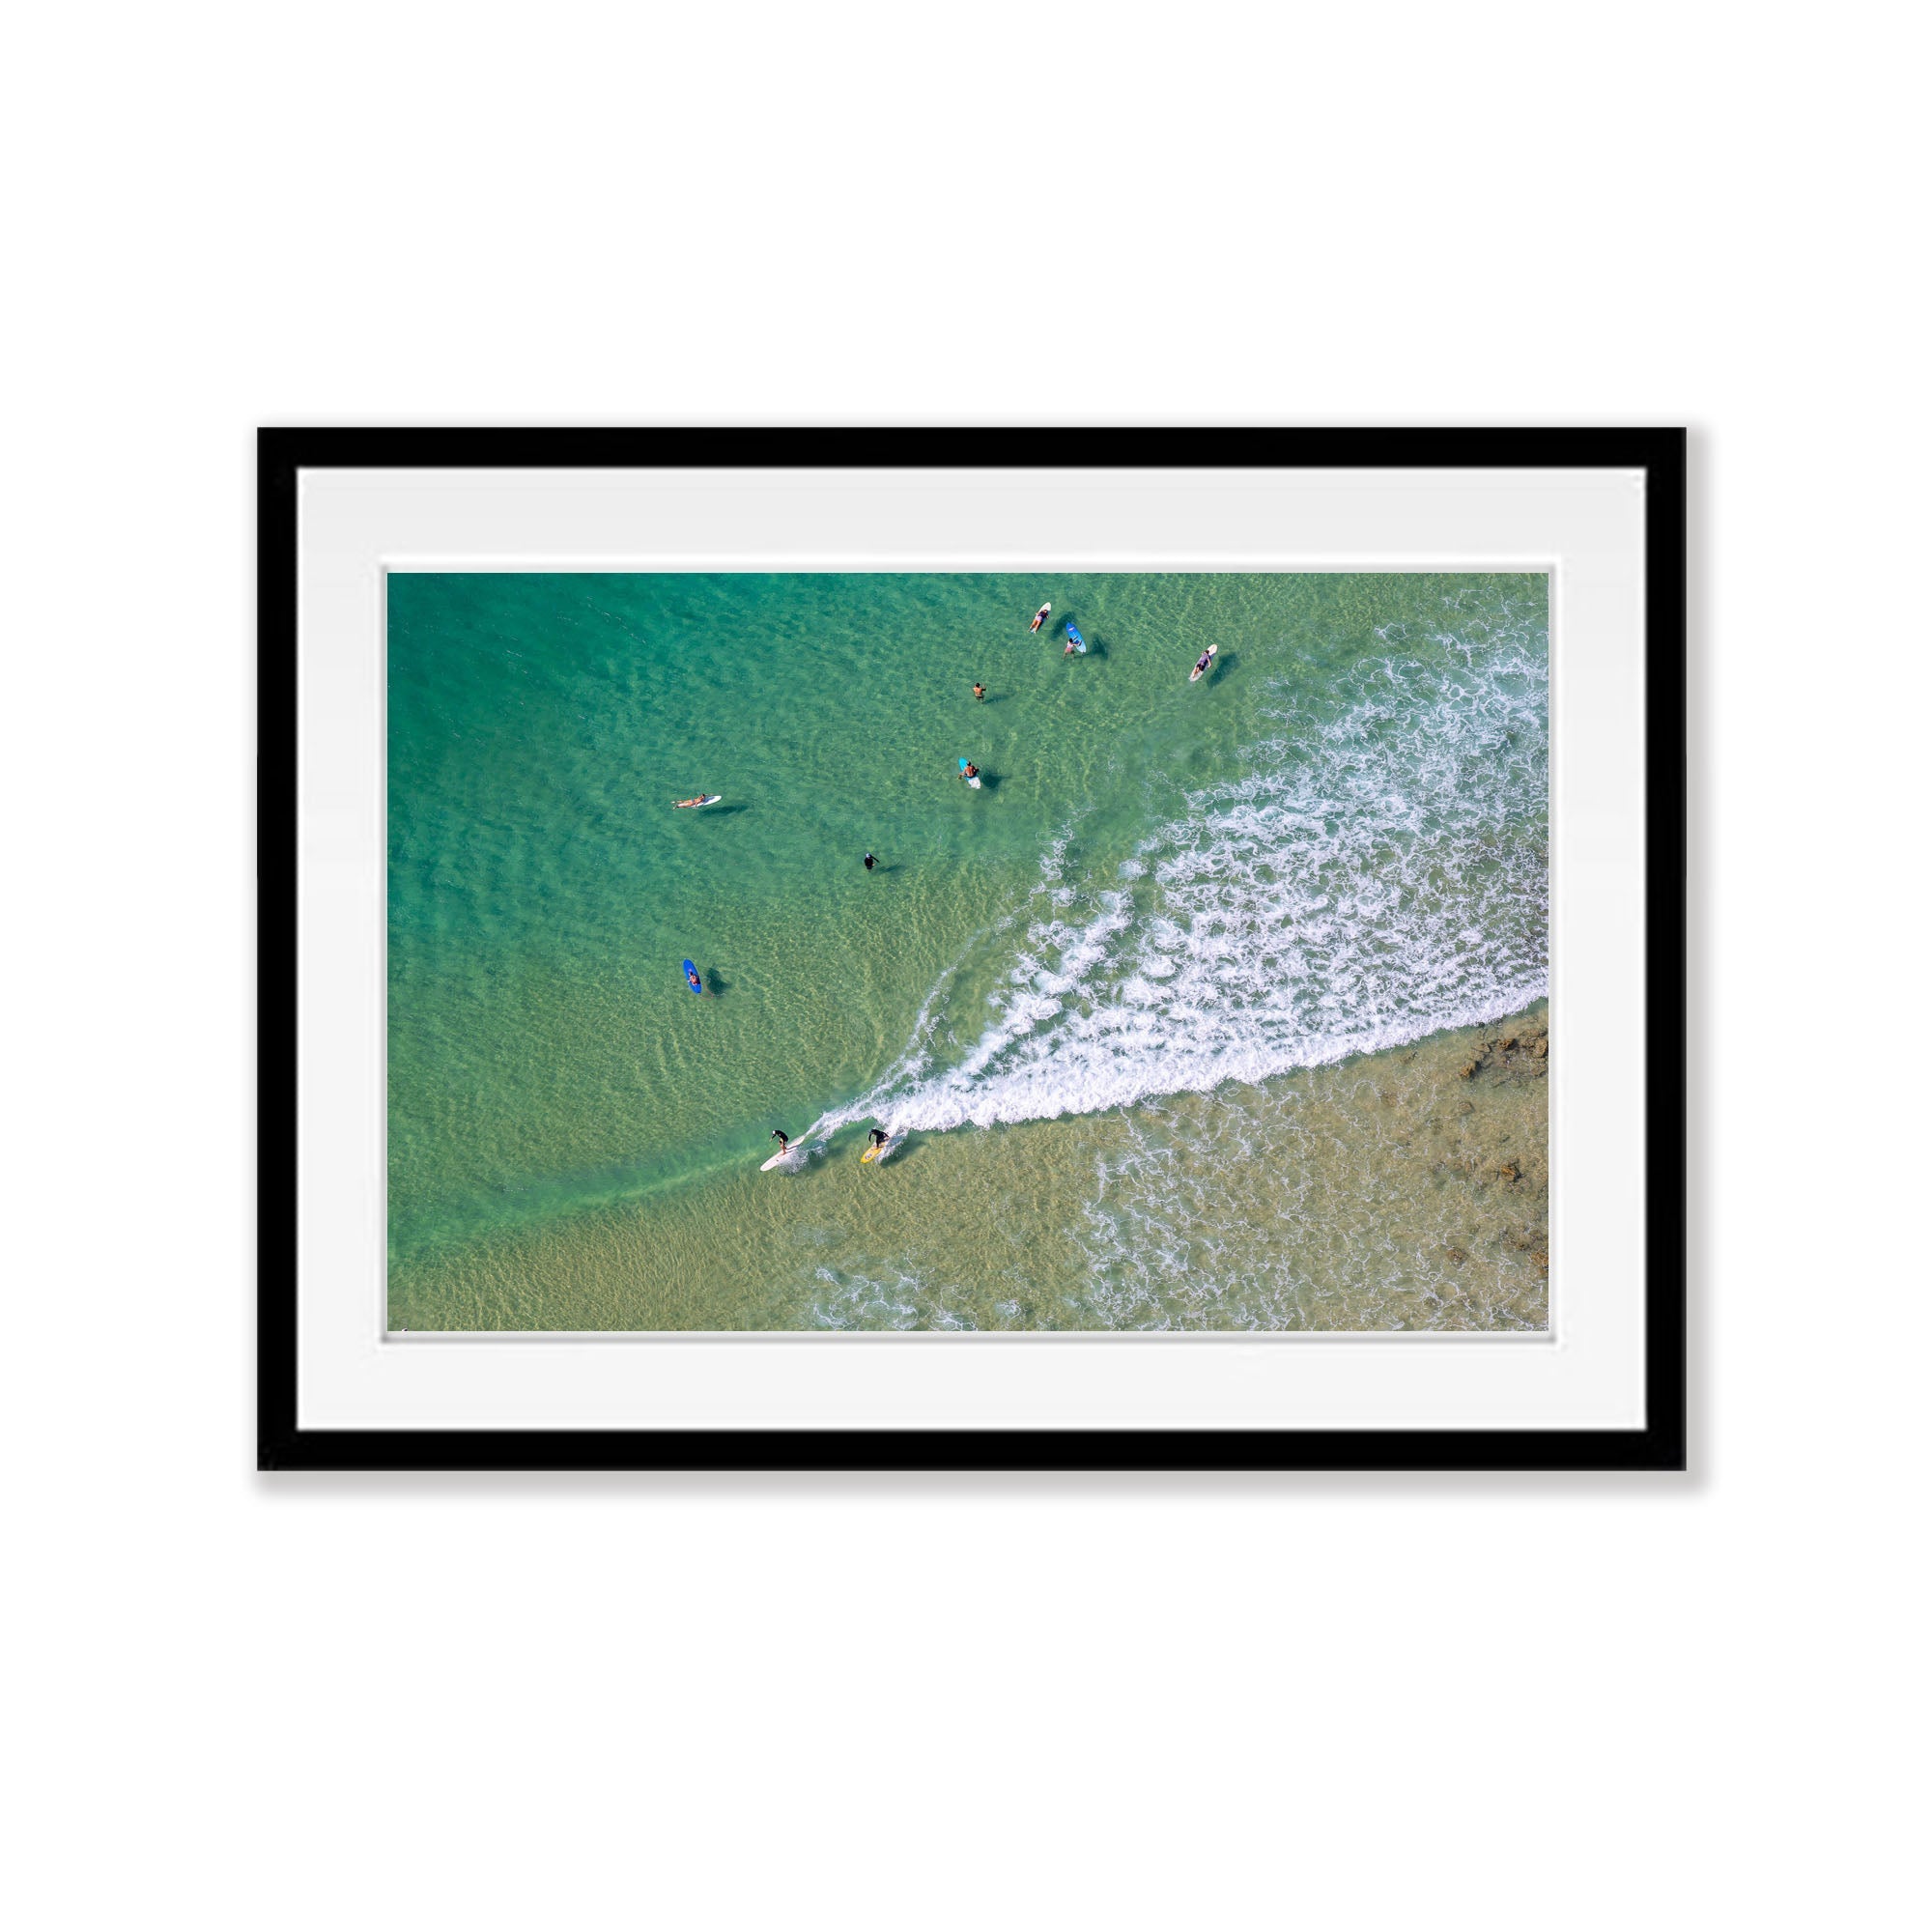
[771,1128,790,1154]
[864,852,875,870]
[867,1127,888,1151]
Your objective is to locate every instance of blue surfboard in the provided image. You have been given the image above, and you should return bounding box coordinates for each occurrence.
[1065,622,1087,654]
[682,959,702,994]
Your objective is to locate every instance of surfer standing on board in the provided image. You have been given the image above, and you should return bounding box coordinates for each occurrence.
[770,1128,790,1154]
[867,1127,888,1152]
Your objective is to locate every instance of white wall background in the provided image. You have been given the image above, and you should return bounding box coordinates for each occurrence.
[3,4,1925,1927]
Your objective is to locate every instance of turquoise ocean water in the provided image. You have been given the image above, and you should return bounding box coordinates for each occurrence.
[387,573,1548,1329]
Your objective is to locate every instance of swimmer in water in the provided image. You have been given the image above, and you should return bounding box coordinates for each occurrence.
[973,682,985,700]
[864,852,875,870]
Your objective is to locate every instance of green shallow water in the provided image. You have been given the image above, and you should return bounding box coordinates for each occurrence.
[387,571,1548,1329]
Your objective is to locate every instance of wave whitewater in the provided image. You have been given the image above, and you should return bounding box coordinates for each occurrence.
[810,616,1548,1139]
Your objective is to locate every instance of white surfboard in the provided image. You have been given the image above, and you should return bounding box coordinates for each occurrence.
[760,1144,801,1171]
[1030,601,1051,633]
[1189,643,1219,684]
[966,775,981,789]
[673,793,724,809]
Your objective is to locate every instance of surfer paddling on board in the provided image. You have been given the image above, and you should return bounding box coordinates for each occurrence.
[672,793,717,810]
[1030,602,1051,634]
[1190,643,1217,682]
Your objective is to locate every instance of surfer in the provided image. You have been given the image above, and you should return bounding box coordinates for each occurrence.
[770,1128,790,1154]
[1064,622,1086,657]
[961,762,980,782]
[973,682,985,701]
[1030,602,1051,634]
[867,1127,888,1152]
[672,793,714,810]
[1191,647,1214,680]
[864,852,875,871]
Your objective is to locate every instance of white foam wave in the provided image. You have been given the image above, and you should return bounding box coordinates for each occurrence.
[823,619,1547,1137]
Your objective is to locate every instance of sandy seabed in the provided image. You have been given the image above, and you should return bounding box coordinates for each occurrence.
[389,1000,1549,1333]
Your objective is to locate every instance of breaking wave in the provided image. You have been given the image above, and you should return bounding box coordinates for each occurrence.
[812,616,1548,1137]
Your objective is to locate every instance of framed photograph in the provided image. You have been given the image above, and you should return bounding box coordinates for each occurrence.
[260,427,1684,1470]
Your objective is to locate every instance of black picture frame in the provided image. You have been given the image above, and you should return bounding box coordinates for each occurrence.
[259,427,1686,1473]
